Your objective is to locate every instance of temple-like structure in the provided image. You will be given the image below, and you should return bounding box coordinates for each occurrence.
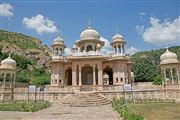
[160,48,180,84]
[48,23,133,91]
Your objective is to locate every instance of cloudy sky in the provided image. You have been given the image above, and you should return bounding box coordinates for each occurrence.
[0,0,180,55]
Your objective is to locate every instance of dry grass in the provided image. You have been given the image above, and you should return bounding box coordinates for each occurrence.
[128,103,180,120]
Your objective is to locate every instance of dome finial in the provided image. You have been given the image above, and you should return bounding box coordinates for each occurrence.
[88,19,92,29]
[166,44,169,52]
[57,30,61,37]
[8,52,11,58]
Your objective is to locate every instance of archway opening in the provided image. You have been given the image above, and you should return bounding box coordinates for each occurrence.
[86,45,93,52]
[82,65,93,85]
[165,68,171,84]
[103,66,113,85]
[65,67,72,85]
[172,68,178,84]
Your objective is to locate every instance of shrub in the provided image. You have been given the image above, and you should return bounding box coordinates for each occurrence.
[0,101,51,112]
[153,75,163,85]
[112,98,144,120]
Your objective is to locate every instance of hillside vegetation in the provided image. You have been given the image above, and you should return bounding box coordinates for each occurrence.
[131,46,180,82]
[0,29,51,86]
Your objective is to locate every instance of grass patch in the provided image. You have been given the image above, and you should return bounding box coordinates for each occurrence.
[112,98,144,120]
[0,101,51,112]
[128,103,180,120]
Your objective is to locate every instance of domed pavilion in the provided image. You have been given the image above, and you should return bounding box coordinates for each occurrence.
[48,22,132,91]
[160,48,180,84]
[0,53,16,88]
[0,53,17,101]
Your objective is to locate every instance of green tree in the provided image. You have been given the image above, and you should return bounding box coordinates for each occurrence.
[132,57,158,82]
[16,71,29,83]
[153,75,163,85]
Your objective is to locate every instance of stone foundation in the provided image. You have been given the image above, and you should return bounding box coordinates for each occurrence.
[0,83,179,103]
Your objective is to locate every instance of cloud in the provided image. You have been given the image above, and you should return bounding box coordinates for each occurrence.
[126,46,140,55]
[22,14,58,34]
[100,37,112,54]
[64,47,72,56]
[137,16,180,45]
[0,3,13,17]
[136,25,145,34]
[139,12,146,20]
[139,12,146,16]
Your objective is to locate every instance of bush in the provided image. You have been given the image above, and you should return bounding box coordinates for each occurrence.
[112,98,144,120]
[153,75,163,85]
[0,101,51,112]
[16,71,29,83]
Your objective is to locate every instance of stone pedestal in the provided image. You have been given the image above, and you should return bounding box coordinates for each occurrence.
[0,87,14,101]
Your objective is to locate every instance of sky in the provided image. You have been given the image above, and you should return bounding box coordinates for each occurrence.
[0,0,180,55]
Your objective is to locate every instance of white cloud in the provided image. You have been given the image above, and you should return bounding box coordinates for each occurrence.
[22,14,58,34]
[136,25,145,34]
[126,46,140,55]
[139,12,146,20]
[139,12,146,16]
[64,47,72,56]
[137,16,180,45]
[100,37,112,54]
[0,3,13,17]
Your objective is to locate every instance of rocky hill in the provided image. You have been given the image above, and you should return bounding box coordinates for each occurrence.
[0,29,51,68]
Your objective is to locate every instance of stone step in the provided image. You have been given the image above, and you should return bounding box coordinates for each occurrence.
[60,93,111,107]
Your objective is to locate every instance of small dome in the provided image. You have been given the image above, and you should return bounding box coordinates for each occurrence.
[1,54,16,69]
[52,33,64,45]
[73,44,77,48]
[112,33,123,40]
[80,26,100,40]
[160,49,180,65]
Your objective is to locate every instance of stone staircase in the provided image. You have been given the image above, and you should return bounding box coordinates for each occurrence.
[60,92,111,107]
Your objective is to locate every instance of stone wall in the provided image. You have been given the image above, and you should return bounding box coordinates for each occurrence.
[0,83,179,103]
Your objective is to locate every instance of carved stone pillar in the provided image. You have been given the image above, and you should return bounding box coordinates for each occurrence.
[177,70,180,84]
[163,70,166,85]
[72,64,77,86]
[93,66,96,85]
[3,74,6,87]
[79,66,82,86]
[170,69,174,84]
[121,45,123,55]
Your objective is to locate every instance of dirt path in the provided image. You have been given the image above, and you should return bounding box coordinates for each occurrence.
[0,103,122,120]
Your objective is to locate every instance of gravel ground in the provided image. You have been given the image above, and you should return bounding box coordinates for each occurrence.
[0,103,122,120]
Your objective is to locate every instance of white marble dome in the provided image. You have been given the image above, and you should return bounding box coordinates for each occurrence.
[112,33,124,41]
[112,33,123,40]
[52,34,64,45]
[0,54,16,69]
[80,26,100,40]
[160,49,180,65]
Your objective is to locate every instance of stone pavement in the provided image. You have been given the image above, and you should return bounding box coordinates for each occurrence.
[0,103,122,120]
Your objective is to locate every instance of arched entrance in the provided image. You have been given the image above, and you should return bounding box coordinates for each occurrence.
[65,67,72,85]
[81,65,93,85]
[103,66,113,85]
[86,45,93,52]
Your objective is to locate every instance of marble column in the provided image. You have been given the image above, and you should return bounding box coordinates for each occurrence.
[93,66,96,85]
[72,64,77,86]
[10,74,12,88]
[170,69,174,84]
[120,45,123,55]
[98,64,103,85]
[79,66,82,86]
[177,70,180,84]
[3,74,6,87]
[163,70,166,85]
